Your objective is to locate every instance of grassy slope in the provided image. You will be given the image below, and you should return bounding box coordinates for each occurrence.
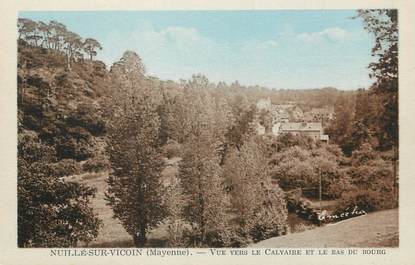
[81,173,132,247]
[78,157,182,247]
[253,208,398,248]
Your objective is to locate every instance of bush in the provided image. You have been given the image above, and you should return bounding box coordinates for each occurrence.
[336,187,396,213]
[248,207,288,242]
[82,155,110,173]
[270,145,342,199]
[181,228,224,247]
[220,227,253,247]
[55,136,94,161]
[327,171,353,198]
[52,159,82,178]
[285,188,302,212]
[65,103,106,137]
[335,156,397,213]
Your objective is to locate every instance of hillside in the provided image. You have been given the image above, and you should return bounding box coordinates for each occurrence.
[18,43,111,166]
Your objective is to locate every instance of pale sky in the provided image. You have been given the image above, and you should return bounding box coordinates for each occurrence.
[20,11,375,90]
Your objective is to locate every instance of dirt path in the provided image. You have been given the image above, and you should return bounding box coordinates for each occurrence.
[253,209,398,248]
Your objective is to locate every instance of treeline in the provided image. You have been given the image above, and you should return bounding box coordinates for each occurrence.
[18,18,102,69]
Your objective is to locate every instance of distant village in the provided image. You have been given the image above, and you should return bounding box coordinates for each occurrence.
[255,98,332,143]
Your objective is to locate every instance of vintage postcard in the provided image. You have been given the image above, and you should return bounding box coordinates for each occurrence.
[1,1,415,265]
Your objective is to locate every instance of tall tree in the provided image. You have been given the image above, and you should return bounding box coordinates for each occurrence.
[83,38,102,60]
[111,50,145,80]
[63,31,82,69]
[48,20,67,52]
[326,93,356,154]
[223,139,288,242]
[178,134,231,247]
[356,10,398,150]
[37,21,51,48]
[17,18,40,45]
[110,50,147,108]
[356,9,398,201]
[106,52,166,247]
[175,77,232,246]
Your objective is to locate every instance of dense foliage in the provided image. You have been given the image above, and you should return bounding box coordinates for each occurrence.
[18,131,101,247]
[224,139,288,244]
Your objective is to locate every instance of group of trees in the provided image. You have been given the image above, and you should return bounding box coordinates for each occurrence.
[18,18,102,68]
[264,134,345,199]
[325,10,398,209]
[104,51,288,247]
[328,10,398,155]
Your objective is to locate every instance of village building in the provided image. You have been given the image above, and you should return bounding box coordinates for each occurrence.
[255,98,329,143]
[276,122,329,143]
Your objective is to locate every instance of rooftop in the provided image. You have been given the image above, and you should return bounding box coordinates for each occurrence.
[280,122,323,132]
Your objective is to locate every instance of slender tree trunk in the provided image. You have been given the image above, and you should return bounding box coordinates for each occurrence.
[66,52,72,71]
[133,227,146,247]
[34,34,38,46]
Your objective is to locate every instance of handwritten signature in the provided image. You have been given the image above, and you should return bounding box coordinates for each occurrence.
[318,206,367,222]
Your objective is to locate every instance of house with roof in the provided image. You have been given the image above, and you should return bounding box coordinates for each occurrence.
[274,122,329,143]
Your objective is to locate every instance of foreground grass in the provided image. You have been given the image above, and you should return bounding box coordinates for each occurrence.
[253,208,398,248]
[77,172,132,247]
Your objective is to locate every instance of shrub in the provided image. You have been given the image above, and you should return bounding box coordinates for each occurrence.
[350,143,378,166]
[65,103,106,137]
[337,187,395,213]
[248,206,288,242]
[52,159,82,178]
[271,145,342,199]
[336,156,396,213]
[82,155,110,173]
[285,188,302,212]
[55,136,94,161]
[327,170,353,198]
[55,72,69,88]
[220,227,253,247]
